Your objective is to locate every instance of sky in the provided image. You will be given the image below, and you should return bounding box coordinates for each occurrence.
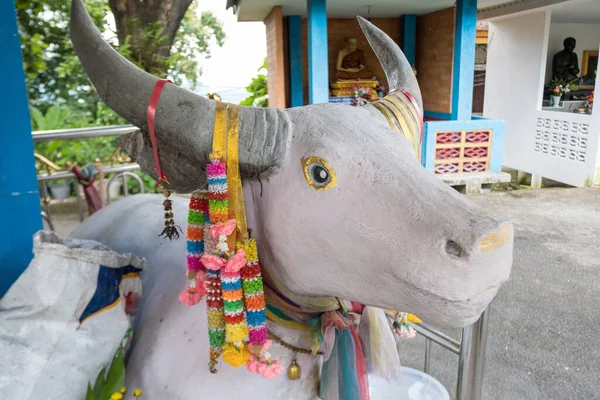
[194,0,267,104]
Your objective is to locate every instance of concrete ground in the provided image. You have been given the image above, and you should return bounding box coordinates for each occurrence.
[48,188,600,399]
[43,212,81,238]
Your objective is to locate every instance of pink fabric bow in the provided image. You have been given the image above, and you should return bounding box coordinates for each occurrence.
[178,284,206,306]
[178,273,207,306]
[322,311,353,330]
[246,358,261,374]
[201,249,247,273]
[246,340,283,378]
[257,360,284,379]
[209,219,237,237]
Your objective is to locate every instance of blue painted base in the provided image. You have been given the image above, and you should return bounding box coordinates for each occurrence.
[1,193,41,296]
[0,0,43,297]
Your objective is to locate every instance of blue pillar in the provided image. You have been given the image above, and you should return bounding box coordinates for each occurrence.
[0,1,42,296]
[288,15,304,107]
[401,14,417,66]
[451,0,477,121]
[307,0,328,104]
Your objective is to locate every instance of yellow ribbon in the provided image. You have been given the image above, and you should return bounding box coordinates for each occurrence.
[265,309,312,332]
[211,102,228,162]
[372,94,422,162]
[211,102,247,249]
[226,105,248,241]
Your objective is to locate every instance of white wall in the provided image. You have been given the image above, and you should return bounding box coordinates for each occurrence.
[484,12,550,166]
[544,22,600,83]
[484,11,600,186]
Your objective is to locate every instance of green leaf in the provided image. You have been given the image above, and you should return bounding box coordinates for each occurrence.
[85,382,96,400]
[100,352,125,400]
[30,106,45,131]
[45,105,61,130]
[92,367,106,399]
[240,59,269,108]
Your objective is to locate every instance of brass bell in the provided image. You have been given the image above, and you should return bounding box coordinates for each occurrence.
[287,357,301,380]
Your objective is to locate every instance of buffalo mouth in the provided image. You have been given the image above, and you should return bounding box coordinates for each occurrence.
[409,285,501,329]
[383,277,504,329]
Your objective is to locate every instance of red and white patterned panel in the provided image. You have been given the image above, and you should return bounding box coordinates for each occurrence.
[436,131,461,144]
[434,129,492,175]
[434,163,459,174]
[435,148,460,160]
[464,147,488,158]
[463,162,487,173]
[465,131,490,143]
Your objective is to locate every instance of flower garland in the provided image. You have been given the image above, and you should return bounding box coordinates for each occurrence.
[179,148,279,377]
[392,312,421,339]
[239,239,267,348]
[239,239,282,378]
[179,193,208,306]
[204,158,228,372]
[202,219,251,368]
[175,101,281,377]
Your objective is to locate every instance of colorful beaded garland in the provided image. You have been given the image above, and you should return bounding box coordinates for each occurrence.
[238,239,267,347]
[202,222,251,368]
[205,159,228,371]
[178,103,277,378]
[178,193,209,306]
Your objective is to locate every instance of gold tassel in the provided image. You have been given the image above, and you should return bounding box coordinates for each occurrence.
[158,183,182,240]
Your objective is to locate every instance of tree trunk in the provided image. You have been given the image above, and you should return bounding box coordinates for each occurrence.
[108,0,193,76]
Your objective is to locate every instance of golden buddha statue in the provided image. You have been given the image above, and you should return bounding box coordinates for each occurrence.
[334,37,376,81]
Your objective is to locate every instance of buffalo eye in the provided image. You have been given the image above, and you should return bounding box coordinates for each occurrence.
[302,157,337,191]
[312,164,329,184]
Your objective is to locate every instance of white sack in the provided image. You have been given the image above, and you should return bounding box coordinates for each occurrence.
[0,231,144,400]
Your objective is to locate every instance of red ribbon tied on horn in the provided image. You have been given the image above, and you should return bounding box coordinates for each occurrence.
[147,78,173,187]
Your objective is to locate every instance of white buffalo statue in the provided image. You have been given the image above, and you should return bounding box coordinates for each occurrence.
[70,0,513,398]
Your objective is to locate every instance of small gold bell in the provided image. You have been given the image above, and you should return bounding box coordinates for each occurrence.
[287,357,301,380]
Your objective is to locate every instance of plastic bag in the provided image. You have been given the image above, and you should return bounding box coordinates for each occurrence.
[0,231,144,400]
[358,306,402,381]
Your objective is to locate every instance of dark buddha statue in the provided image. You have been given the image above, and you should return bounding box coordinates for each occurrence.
[552,37,580,82]
[334,37,376,81]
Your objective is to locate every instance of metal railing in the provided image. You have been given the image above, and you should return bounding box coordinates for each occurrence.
[411,308,489,400]
[33,125,144,227]
[32,125,139,142]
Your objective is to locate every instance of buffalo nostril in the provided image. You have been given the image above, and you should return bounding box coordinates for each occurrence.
[445,240,464,258]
